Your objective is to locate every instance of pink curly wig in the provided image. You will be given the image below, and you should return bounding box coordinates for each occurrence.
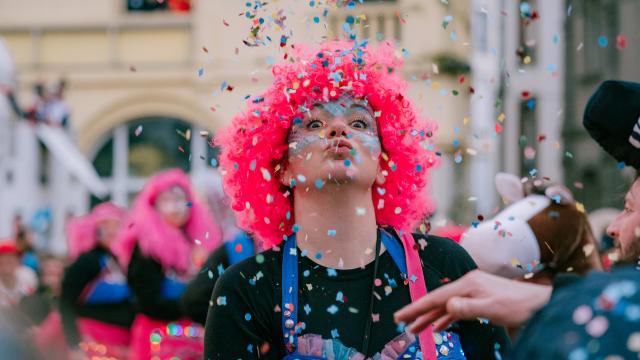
[66,202,127,260]
[113,169,222,272]
[217,41,439,248]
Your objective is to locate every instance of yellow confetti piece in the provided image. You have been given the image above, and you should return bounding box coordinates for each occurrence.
[302,79,310,87]
[576,202,585,213]
[524,56,532,64]
[510,258,521,267]
[292,81,300,89]
[431,81,440,90]
[463,117,470,125]
[497,113,506,122]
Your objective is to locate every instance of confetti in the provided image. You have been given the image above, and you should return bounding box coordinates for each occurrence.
[134,125,143,136]
[616,34,627,50]
[598,36,608,48]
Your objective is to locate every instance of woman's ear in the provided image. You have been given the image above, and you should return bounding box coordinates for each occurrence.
[375,166,386,185]
[495,172,525,204]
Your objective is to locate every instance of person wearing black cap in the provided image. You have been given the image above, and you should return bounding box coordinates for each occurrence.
[584,80,640,265]
[394,79,640,359]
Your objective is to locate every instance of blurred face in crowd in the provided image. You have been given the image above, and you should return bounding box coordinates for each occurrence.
[41,257,64,295]
[284,95,382,190]
[607,178,640,263]
[155,186,190,228]
[0,253,20,283]
[96,218,122,247]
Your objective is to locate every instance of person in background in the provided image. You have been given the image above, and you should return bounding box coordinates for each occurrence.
[13,215,40,273]
[0,239,37,307]
[60,202,133,359]
[180,169,257,325]
[19,254,64,326]
[114,168,221,360]
[396,79,640,359]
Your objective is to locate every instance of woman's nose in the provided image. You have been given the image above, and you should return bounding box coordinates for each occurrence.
[327,120,348,138]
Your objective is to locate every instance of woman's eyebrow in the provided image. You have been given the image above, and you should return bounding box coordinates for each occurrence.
[350,103,374,116]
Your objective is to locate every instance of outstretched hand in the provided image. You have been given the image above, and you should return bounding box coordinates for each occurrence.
[394,270,552,333]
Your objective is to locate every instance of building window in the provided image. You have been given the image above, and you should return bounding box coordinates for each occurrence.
[517,0,539,66]
[92,116,216,205]
[126,0,191,13]
[519,97,537,176]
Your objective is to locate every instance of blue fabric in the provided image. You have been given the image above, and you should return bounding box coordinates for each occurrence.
[282,233,300,352]
[225,231,255,265]
[82,255,131,305]
[21,252,40,273]
[160,275,187,300]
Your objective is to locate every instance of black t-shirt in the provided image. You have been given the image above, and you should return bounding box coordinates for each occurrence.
[205,232,510,359]
[60,247,134,347]
[127,245,183,321]
[180,245,230,325]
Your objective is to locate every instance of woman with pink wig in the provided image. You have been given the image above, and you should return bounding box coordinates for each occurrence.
[59,202,133,359]
[114,168,221,360]
[205,41,508,360]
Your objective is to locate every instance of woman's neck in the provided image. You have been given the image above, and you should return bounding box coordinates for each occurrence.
[293,184,380,269]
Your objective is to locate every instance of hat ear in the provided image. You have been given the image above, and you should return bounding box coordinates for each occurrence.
[545,185,575,205]
[495,172,525,204]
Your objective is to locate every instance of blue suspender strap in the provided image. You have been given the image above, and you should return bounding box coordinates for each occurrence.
[380,229,408,275]
[281,234,299,353]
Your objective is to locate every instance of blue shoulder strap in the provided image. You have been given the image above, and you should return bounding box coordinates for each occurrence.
[225,231,255,265]
[281,233,299,353]
[380,229,408,275]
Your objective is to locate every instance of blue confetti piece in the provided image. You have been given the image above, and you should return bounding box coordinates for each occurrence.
[452,139,460,148]
[598,36,608,48]
[217,296,227,305]
[303,270,310,277]
[344,159,351,167]
[327,229,337,236]
[210,158,218,167]
[529,169,538,176]
[527,99,536,109]
[266,56,275,65]
[313,16,320,23]
[304,304,312,314]
[293,224,300,232]
[186,201,193,207]
[617,161,626,169]
[547,63,557,73]
[450,31,457,41]
[247,344,253,353]
[314,179,324,189]
[336,291,344,302]
[327,305,339,314]
[297,174,306,183]
[327,268,338,277]
[220,81,228,91]
[552,34,560,44]
[551,195,562,204]
[315,252,322,260]
[197,67,205,77]
[244,313,252,321]
[331,329,339,338]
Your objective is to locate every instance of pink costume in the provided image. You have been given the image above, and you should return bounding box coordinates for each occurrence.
[113,168,221,360]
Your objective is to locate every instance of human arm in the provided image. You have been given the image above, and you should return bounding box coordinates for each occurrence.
[395,270,552,332]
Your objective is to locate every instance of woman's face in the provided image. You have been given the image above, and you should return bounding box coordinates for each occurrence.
[284,95,382,189]
[96,218,121,247]
[155,186,190,228]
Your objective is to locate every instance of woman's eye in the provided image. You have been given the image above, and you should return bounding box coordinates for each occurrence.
[307,119,323,129]
[351,119,368,129]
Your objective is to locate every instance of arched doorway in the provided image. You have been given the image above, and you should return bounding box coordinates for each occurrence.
[90,116,218,207]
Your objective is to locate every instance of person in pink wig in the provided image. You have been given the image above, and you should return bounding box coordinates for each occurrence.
[114,168,221,360]
[205,41,509,360]
[58,202,133,360]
